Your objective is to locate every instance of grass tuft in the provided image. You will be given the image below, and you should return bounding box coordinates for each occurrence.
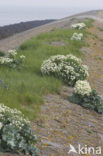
[85,18,94,28]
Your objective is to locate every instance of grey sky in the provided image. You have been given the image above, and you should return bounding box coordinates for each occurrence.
[1,0,103,8]
[0,0,103,26]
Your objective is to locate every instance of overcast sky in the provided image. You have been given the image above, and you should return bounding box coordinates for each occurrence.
[0,0,103,26]
[0,0,103,8]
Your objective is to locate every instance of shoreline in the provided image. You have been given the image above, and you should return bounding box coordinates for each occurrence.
[0,19,55,40]
[0,19,56,28]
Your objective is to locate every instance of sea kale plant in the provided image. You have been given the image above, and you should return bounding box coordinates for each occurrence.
[69,80,103,114]
[0,50,25,68]
[71,23,86,29]
[0,104,39,156]
[71,33,83,40]
[41,54,89,86]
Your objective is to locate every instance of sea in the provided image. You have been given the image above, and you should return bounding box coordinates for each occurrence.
[0,6,100,26]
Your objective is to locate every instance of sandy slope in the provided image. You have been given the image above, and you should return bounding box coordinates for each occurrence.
[0,10,103,52]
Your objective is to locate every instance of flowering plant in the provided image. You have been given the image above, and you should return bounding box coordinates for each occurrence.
[41,54,89,86]
[0,104,39,156]
[20,55,26,59]
[71,33,83,40]
[70,80,103,114]
[74,80,92,96]
[8,49,17,57]
[0,57,13,64]
[0,50,25,69]
[71,23,86,29]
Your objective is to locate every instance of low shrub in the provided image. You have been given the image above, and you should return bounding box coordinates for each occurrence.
[71,33,83,40]
[41,54,89,86]
[0,50,25,69]
[69,80,103,114]
[71,23,86,29]
[0,104,39,156]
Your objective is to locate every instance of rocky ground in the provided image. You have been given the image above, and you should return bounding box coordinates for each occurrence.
[34,87,103,156]
[1,10,103,156]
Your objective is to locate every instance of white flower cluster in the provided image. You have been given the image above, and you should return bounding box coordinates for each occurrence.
[0,57,13,64]
[0,49,17,65]
[0,49,25,67]
[66,54,82,64]
[74,80,92,96]
[41,59,59,74]
[41,54,89,86]
[9,49,17,56]
[41,54,82,74]
[0,104,30,130]
[20,55,26,59]
[71,23,86,29]
[71,33,83,40]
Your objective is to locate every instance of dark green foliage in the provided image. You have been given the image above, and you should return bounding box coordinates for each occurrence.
[69,90,103,114]
[0,104,39,156]
[0,20,55,40]
[0,125,39,155]
[0,51,5,56]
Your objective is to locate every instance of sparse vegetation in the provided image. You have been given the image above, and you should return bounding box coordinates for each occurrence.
[85,18,94,28]
[100,39,103,42]
[98,27,103,32]
[94,56,102,61]
[70,17,76,21]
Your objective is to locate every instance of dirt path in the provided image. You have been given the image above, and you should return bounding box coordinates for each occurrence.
[0,10,102,52]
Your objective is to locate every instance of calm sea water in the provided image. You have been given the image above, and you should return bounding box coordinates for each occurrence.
[0,6,96,26]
